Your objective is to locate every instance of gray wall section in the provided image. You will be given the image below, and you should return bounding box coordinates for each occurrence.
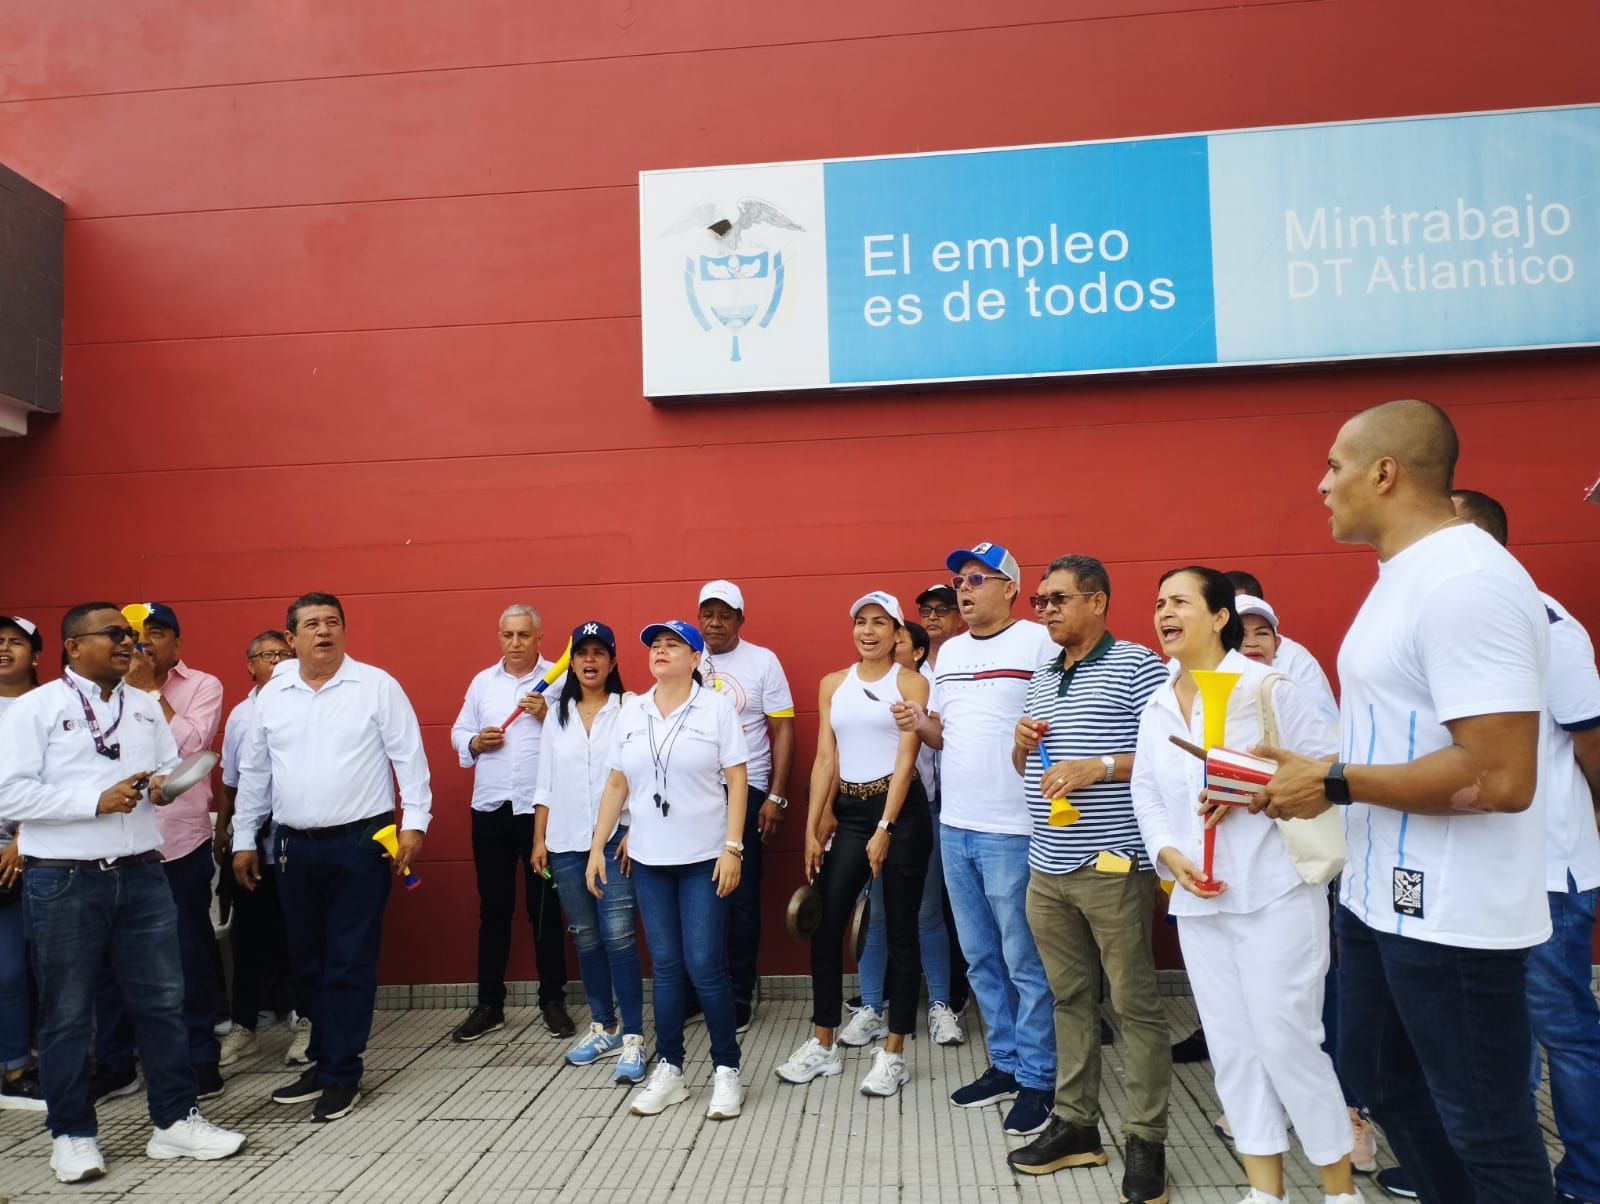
[0,160,64,414]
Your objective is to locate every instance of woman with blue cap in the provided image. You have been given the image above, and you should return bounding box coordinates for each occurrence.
[586,619,749,1121]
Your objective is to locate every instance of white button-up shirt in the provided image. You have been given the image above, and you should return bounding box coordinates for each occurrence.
[232,655,432,850]
[533,692,629,853]
[449,657,554,815]
[0,668,180,861]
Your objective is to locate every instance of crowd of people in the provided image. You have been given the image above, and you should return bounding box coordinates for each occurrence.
[0,398,1596,1204]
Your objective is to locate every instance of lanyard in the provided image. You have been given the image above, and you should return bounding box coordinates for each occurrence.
[645,686,698,817]
[65,678,125,760]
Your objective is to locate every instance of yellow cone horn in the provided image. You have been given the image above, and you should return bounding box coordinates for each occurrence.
[1190,669,1241,750]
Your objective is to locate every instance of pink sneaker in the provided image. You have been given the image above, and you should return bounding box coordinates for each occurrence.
[1349,1106,1378,1173]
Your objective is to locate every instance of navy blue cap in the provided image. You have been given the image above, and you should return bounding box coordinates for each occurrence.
[639,620,705,653]
[571,620,617,655]
[141,602,181,636]
[945,541,1020,582]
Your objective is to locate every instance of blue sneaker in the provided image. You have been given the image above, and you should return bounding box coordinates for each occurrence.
[950,1065,1019,1108]
[613,1034,647,1085]
[1003,1087,1052,1135]
[565,1023,623,1066]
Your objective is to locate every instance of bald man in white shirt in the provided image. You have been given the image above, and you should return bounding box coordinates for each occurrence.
[232,591,432,1124]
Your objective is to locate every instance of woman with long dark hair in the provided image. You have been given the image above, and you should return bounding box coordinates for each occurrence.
[1130,568,1358,1204]
[532,622,645,1084]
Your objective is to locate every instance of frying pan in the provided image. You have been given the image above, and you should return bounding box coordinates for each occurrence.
[786,877,822,941]
[850,890,872,964]
[134,750,219,804]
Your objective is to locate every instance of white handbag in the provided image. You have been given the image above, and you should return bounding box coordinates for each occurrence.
[1258,673,1346,886]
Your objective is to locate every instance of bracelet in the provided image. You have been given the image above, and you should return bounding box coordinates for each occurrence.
[724,840,744,858]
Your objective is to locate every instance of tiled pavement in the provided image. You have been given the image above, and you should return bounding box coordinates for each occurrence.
[0,985,1569,1203]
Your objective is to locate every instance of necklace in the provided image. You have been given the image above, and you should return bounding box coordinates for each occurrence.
[1419,513,1464,540]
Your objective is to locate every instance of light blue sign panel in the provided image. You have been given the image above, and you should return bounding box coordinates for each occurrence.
[638,105,1600,397]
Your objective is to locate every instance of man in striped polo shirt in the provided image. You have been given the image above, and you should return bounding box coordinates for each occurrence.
[1005,555,1171,1204]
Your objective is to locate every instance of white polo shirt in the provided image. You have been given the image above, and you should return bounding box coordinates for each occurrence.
[1336,524,1551,949]
[0,669,180,861]
[449,657,556,815]
[608,684,747,866]
[534,692,629,854]
[702,639,792,793]
[221,689,272,820]
[1538,591,1600,893]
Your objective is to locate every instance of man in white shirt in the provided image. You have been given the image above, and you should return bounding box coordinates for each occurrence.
[895,542,1058,1138]
[697,580,795,1031]
[0,601,245,1183]
[447,604,571,1043]
[1254,400,1555,1202]
[232,592,432,1124]
[1453,487,1600,1204]
[1223,571,1339,728]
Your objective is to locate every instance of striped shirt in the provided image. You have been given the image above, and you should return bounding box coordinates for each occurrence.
[1022,632,1167,874]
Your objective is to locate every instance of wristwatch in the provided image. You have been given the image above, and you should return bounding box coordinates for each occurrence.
[146,688,163,700]
[1099,755,1116,782]
[724,840,745,856]
[766,794,788,811]
[1323,762,1352,805]
[877,819,896,834]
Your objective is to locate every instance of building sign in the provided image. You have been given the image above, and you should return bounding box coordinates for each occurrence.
[639,105,1599,398]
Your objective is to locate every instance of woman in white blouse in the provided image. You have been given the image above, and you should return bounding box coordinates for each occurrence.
[531,621,644,1084]
[586,620,748,1121]
[1130,567,1359,1204]
[775,591,931,1098]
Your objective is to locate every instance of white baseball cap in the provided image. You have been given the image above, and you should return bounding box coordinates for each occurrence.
[698,579,745,611]
[1233,594,1279,630]
[849,591,904,622]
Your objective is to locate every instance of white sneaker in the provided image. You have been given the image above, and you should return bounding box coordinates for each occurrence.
[859,1048,909,1097]
[218,1026,258,1067]
[630,1061,689,1116]
[837,1005,888,1047]
[146,1107,247,1161]
[706,1065,743,1119]
[285,1015,312,1065]
[1349,1106,1377,1173]
[51,1135,106,1183]
[1325,1194,1365,1203]
[1235,1191,1286,1204]
[775,1037,843,1084]
[928,1001,965,1046]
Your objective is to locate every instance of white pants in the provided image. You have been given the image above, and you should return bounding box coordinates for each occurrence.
[1179,882,1353,1165]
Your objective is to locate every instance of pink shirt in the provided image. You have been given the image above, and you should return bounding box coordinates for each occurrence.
[154,659,224,861]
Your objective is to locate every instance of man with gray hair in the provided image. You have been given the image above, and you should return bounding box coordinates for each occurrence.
[447,604,571,1042]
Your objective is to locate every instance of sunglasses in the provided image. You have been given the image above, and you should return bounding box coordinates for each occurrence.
[1029,591,1098,611]
[918,604,956,618]
[951,572,1009,590]
[73,626,138,644]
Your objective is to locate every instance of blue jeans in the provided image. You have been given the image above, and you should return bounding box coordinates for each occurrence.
[549,830,644,1035]
[631,858,739,1071]
[27,860,196,1135]
[859,801,951,1010]
[940,823,1056,1091]
[274,820,392,1087]
[0,893,33,1071]
[1334,904,1553,1203]
[1527,876,1600,1202]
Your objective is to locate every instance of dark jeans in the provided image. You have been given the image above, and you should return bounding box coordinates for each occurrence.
[274,819,392,1087]
[724,786,765,1005]
[1335,904,1554,1204]
[229,840,296,1028]
[471,803,566,1008]
[95,841,222,1070]
[28,860,196,1136]
[0,888,33,1071]
[810,781,930,1035]
[632,858,740,1071]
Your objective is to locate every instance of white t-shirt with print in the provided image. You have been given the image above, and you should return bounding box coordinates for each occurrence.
[934,620,1057,835]
[701,639,792,792]
[1539,591,1600,893]
[608,684,748,866]
[1337,524,1551,950]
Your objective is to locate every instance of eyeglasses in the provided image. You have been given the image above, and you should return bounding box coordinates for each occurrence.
[951,572,1009,590]
[72,626,138,644]
[918,604,956,618]
[1029,591,1098,611]
[250,650,292,663]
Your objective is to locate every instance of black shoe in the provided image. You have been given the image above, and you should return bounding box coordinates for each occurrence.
[1170,1027,1209,1064]
[1006,1115,1108,1175]
[541,1000,575,1039]
[271,1064,322,1105]
[90,1063,139,1105]
[194,1062,225,1101]
[0,1067,46,1112]
[843,995,863,1014]
[1120,1135,1168,1204]
[1100,1017,1115,1045]
[1375,1167,1418,1199]
[950,1064,1019,1108]
[451,1005,505,1043]
[312,1082,361,1122]
[734,1001,754,1034]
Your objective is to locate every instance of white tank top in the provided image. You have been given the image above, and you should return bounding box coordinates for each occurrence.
[831,664,905,783]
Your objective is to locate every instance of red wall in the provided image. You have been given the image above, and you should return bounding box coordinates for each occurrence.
[1,1,1597,982]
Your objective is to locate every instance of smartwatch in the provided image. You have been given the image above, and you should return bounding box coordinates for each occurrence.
[1323,762,1352,805]
[766,794,789,811]
[876,819,896,834]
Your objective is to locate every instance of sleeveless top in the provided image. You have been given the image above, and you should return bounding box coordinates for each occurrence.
[831,663,905,783]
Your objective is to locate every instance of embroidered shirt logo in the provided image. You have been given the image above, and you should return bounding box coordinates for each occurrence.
[1392,867,1425,917]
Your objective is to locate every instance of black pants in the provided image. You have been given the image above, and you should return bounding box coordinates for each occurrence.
[471,803,566,1008]
[229,836,296,1028]
[724,785,765,1005]
[811,780,930,1035]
